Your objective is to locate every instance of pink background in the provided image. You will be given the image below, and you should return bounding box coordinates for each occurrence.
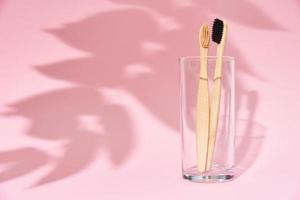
[0,0,300,199]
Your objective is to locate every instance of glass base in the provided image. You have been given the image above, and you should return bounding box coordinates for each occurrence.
[182,165,234,183]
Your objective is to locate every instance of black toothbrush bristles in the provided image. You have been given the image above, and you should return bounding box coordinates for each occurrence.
[212,18,224,44]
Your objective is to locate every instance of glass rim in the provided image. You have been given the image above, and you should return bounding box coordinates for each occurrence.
[179,56,235,62]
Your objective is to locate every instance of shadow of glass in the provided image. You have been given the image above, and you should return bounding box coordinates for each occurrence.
[234,91,266,177]
[235,120,266,177]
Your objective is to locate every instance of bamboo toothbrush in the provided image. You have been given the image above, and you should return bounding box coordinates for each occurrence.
[196,24,210,173]
[206,18,227,170]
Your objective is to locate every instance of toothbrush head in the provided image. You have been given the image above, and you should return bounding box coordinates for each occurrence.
[212,18,225,44]
[200,24,210,49]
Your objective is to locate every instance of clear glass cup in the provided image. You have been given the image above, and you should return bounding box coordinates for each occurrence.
[179,56,235,182]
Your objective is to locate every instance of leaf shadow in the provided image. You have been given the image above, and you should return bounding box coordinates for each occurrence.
[1,87,134,187]
[0,147,49,183]
[0,0,281,186]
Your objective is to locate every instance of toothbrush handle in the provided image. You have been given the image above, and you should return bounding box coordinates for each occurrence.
[206,48,223,170]
[196,49,210,172]
[206,76,221,170]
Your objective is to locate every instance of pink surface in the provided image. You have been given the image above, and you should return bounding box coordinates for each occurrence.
[0,0,300,199]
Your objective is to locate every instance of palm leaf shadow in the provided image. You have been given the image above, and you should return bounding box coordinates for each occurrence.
[3,87,134,187]
[0,147,49,182]
[33,0,276,179]
[1,0,281,186]
[110,0,284,30]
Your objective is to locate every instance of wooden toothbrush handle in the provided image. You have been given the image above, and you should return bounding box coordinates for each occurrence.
[196,50,210,173]
[206,77,221,170]
[196,76,210,172]
[206,50,223,170]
